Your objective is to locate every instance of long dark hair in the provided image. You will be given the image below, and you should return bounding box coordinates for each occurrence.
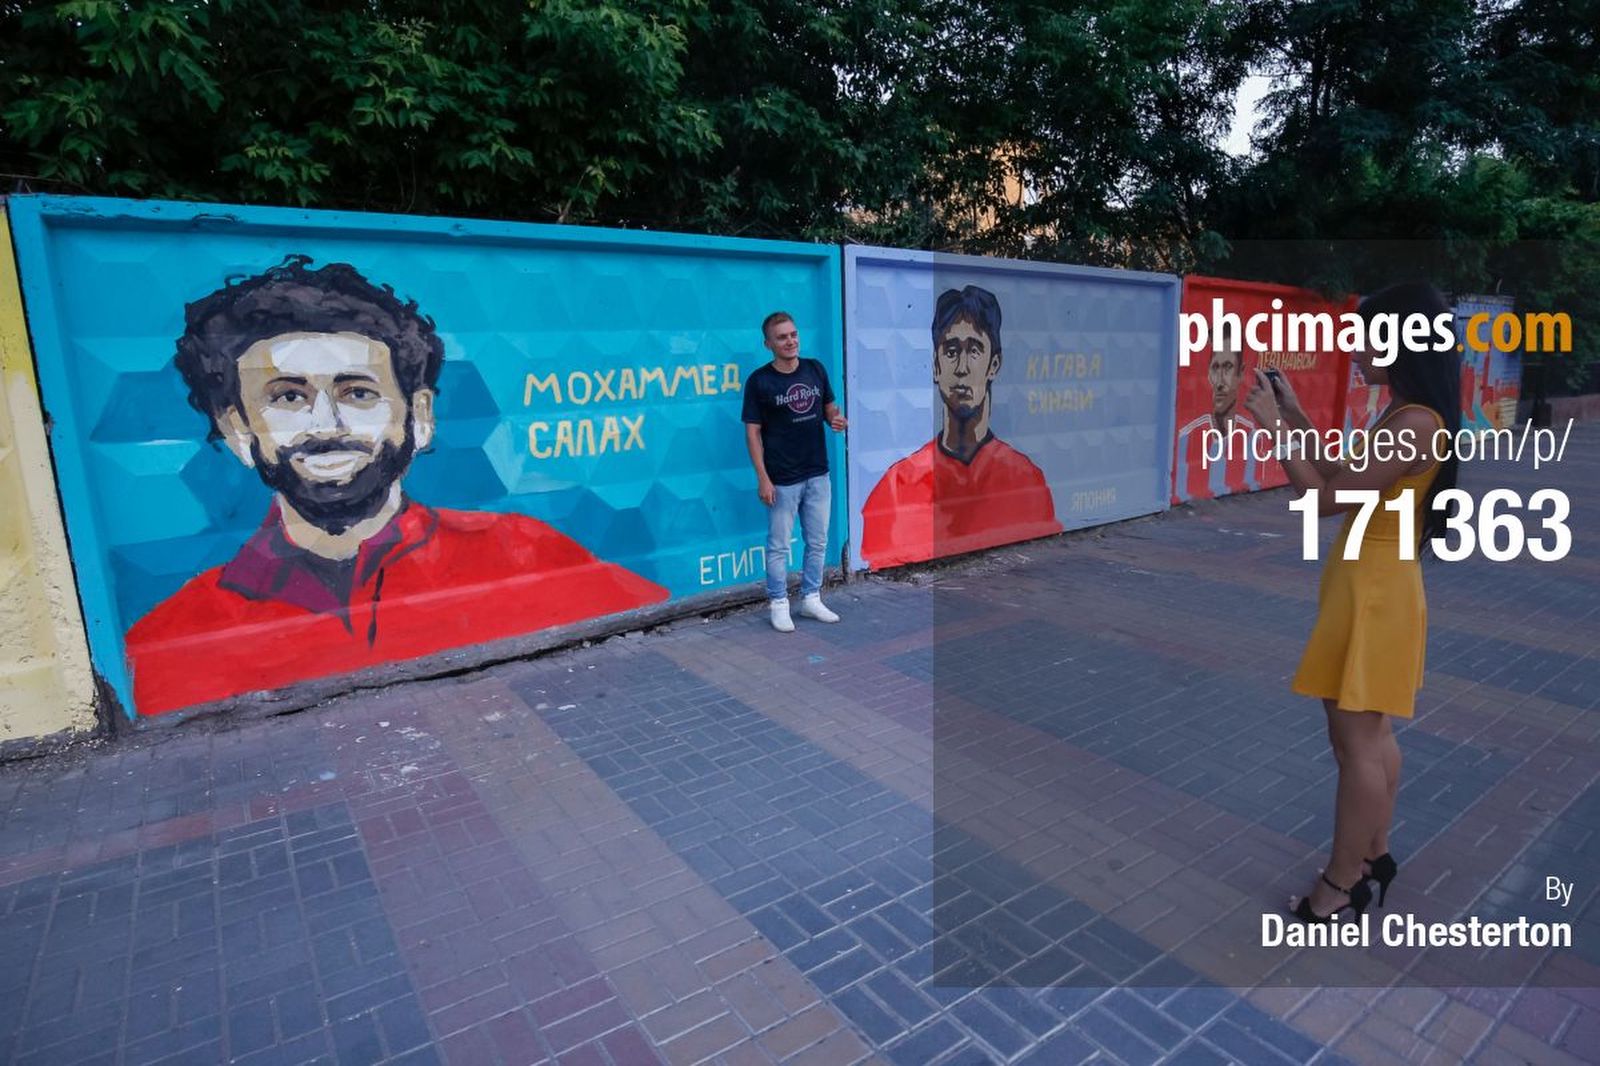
[1359,282,1460,549]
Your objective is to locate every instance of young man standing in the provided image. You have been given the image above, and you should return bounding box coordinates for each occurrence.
[741,311,847,632]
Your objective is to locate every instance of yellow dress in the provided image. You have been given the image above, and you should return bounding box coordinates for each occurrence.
[1291,408,1443,718]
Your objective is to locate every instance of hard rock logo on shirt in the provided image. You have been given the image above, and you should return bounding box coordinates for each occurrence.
[778,381,821,415]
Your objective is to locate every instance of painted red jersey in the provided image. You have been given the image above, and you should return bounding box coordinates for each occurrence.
[1172,412,1264,502]
[126,501,668,715]
[860,436,1061,569]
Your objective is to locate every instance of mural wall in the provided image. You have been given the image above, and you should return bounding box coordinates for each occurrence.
[1343,294,1524,439]
[8,194,1523,728]
[844,247,1179,571]
[9,196,844,718]
[1454,293,1523,431]
[1174,277,1355,503]
[0,210,97,742]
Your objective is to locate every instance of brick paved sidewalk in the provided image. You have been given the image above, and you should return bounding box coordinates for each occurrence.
[3,424,1598,1066]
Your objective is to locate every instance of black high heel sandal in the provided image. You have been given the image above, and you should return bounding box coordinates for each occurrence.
[1364,853,1398,908]
[1292,873,1373,923]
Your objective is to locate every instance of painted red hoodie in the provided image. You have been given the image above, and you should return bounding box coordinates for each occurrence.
[126,501,668,715]
[860,436,1060,569]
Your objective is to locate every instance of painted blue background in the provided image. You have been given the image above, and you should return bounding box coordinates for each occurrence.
[9,196,845,716]
[844,247,1180,570]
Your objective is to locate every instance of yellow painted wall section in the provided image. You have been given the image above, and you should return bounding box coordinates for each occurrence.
[0,211,97,741]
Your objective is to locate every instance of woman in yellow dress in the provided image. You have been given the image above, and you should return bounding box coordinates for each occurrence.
[1244,282,1461,923]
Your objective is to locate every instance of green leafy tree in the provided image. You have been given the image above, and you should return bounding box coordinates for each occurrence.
[625,0,959,240]
[2,0,1596,380]
[1,0,721,220]
[1003,0,1254,269]
[1200,0,1599,386]
[1477,0,1600,204]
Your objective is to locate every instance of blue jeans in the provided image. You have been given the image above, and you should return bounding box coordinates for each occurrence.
[766,474,830,601]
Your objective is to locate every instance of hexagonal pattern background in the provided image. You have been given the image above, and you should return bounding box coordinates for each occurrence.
[10,197,845,717]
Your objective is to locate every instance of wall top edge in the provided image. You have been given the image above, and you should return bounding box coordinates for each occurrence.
[1184,274,1356,301]
[842,242,1181,290]
[1,194,842,264]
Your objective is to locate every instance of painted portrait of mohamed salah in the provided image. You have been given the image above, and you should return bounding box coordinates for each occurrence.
[125,256,667,714]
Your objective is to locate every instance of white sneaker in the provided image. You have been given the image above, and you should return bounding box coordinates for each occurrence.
[770,599,795,633]
[796,594,840,623]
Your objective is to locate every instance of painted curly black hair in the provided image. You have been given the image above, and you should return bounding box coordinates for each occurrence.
[174,255,444,441]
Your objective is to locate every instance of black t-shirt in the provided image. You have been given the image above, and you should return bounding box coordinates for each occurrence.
[741,358,834,486]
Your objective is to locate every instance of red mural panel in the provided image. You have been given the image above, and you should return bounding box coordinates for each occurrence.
[1172,277,1355,504]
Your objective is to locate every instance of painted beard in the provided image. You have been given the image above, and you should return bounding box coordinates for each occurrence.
[252,430,416,535]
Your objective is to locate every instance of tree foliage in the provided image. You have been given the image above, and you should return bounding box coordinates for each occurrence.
[1,0,721,219]
[1,0,1595,380]
[1200,0,1599,386]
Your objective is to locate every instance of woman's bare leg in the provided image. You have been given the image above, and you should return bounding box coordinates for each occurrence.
[1303,699,1391,915]
[1369,717,1400,862]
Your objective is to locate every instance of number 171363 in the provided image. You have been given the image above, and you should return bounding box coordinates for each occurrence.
[1289,489,1572,562]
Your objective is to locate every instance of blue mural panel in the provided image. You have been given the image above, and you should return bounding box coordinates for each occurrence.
[843,247,1179,571]
[10,196,844,717]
